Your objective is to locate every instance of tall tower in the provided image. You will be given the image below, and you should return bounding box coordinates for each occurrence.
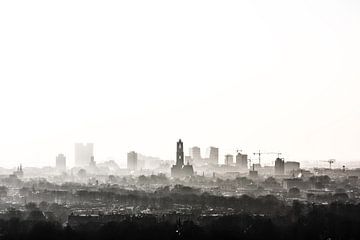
[275,157,285,175]
[189,146,201,163]
[225,154,234,166]
[171,139,194,178]
[176,139,184,166]
[236,153,248,170]
[56,154,66,171]
[127,151,138,171]
[207,147,219,165]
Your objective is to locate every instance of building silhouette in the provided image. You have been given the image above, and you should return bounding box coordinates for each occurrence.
[127,151,138,171]
[206,147,219,165]
[275,157,285,175]
[225,154,234,166]
[236,153,248,170]
[189,146,201,164]
[249,164,258,178]
[56,154,66,171]
[284,161,300,174]
[171,139,194,178]
[75,143,94,167]
[13,164,23,178]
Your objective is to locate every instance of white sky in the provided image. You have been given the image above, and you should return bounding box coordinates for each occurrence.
[0,0,360,168]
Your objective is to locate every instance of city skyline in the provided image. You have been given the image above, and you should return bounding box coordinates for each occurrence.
[0,140,356,170]
[1,1,359,239]
[1,0,360,168]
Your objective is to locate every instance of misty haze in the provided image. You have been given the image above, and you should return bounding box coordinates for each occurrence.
[0,0,360,240]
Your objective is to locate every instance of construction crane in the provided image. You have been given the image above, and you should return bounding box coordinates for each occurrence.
[253,150,262,165]
[253,151,282,165]
[322,159,336,169]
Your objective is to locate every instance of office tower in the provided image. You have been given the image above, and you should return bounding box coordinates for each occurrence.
[127,151,138,171]
[56,154,66,171]
[236,153,241,165]
[207,147,219,165]
[225,154,234,166]
[75,143,94,167]
[236,153,248,169]
[242,154,248,169]
[275,157,285,175]
[171,139,194,178]
[189,146,201,163]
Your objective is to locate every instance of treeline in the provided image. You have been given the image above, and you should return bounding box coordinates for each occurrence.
[1,202,360,240]
[75,187,286,215]
[22,183,354,216]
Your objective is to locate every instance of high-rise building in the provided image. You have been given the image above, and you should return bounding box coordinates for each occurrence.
[189,146,201,163]
[207,147,219,165]
[225,154,234,166]
[75,143,94,167]
[236,153,248,169]
[171,139,194,178]
[56,154,66,171]
[127,151,138,171]
[275,157,285,175]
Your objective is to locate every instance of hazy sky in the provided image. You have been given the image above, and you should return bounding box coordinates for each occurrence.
[0,0,359,168]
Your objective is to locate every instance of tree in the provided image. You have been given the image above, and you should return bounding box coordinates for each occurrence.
[25,202,38,211]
